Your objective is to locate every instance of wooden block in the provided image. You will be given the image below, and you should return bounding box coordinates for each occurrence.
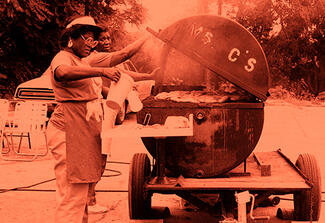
[260,164,271,176]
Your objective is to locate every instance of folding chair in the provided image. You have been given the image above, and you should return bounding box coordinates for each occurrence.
[0,99,10,154]
[1,101,49,161]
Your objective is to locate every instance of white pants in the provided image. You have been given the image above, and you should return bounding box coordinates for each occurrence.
[47,123,90,223]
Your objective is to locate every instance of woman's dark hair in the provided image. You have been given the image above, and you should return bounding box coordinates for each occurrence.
[96,24,116,45]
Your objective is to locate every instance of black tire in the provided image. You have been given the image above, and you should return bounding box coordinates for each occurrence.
[128,153,152,219]
[294,153,322,221]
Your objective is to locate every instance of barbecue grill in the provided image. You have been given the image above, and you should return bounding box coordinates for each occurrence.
[103,15,322,222]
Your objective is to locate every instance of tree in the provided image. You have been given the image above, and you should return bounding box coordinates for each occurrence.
[0,0,146,97]
[196,0,325,95]
[259,0,325,94]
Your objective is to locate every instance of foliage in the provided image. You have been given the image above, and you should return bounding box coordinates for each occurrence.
[264,0,325,93]
[203,0,325,95]
[0,0,146,97]
[1,0,325,98]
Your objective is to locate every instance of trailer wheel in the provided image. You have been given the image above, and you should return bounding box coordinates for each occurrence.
[294,153,322,221]
[128,153,152,219]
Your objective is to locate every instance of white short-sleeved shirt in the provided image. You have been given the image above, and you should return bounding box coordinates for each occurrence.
[50,50,98,102]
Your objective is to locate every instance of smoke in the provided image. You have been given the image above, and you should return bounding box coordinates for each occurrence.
[127,0,207,83]
[125,0,233,92]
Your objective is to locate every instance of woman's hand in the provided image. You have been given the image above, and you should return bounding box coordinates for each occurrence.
[141,67,160,80]
[86,99,103,122]
[149,67,161,79]
[102,67,121,82]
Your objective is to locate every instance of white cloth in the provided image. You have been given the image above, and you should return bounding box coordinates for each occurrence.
[101,105,119,156]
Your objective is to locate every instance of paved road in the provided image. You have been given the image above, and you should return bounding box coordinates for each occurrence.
[0,102,324,222]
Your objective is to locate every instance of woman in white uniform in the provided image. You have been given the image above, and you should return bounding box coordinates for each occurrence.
[47,16,124,223]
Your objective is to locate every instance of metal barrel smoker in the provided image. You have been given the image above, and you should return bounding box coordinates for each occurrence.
[117,15,321,222]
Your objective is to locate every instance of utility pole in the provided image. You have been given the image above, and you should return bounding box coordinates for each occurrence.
[85,1,90,16]
[197,0,209,14]
[218,0,223,16]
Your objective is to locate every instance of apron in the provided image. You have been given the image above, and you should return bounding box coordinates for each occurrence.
[63,101,102,183]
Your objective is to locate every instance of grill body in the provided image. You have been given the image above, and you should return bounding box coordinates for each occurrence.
[137,98,264,178]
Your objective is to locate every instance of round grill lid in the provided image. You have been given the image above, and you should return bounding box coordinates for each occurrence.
[147,15,271,101]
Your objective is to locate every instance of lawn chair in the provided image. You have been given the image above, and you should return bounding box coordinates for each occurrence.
[0,99,10,154]
[1,101,49,161]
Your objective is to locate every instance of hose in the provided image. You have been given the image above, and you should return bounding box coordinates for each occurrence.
[0,160,129,194]
[280,193,325,202]
[0,177,56,193]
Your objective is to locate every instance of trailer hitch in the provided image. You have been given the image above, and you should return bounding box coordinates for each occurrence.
[236,191,270,223]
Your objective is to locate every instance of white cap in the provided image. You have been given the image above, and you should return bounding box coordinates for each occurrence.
[66,16,100,29]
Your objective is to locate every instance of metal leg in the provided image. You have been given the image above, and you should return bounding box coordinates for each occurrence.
[1,130,48,162]
[1,133,10,154]
[27,132,31,149]
[244,159,247,173]
[149,138,171,185]
[17,132,24,153]
[156,139,165,179]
